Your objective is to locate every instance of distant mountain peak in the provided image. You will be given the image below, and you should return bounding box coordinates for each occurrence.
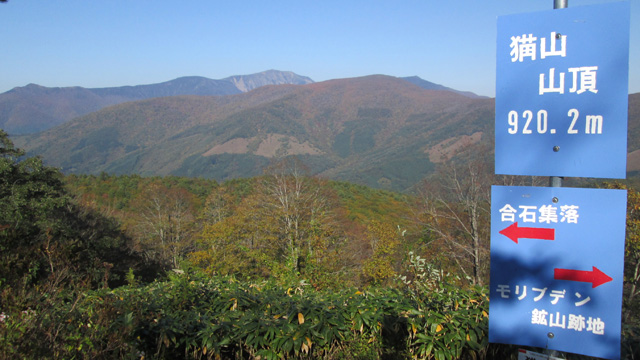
[224,70,314,92]
[9,83,48,93]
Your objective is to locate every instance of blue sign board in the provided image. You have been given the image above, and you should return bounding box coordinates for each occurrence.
[495,2,630,178]
[489,186,626,359]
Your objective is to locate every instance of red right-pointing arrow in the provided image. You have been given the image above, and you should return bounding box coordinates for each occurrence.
[554,266,613,288]
[499,222,555,244]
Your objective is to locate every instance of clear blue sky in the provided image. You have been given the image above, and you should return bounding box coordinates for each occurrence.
[1,0,638,97]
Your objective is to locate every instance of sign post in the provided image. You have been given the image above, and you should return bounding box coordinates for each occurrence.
[491,2,630,359]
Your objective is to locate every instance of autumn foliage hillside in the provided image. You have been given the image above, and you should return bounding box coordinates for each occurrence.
[15,75,494,192]
[2,131,640,358]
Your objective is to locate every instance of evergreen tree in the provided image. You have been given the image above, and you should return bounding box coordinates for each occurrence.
[0,130,148,307]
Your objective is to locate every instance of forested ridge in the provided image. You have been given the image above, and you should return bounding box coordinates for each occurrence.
[1,129,639,359]
[13,75,495,193]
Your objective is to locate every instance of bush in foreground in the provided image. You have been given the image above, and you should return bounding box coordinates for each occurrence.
[1,269,498,359]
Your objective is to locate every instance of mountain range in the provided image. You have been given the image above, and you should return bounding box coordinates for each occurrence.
[6,70,638,191]
[0,70,313,135]
[0,70,476,135]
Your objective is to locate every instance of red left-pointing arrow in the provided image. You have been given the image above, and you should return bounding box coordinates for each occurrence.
[554,266,613,288]
[499,222,555,244]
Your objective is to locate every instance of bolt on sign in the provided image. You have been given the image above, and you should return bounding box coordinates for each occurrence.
[495,2,630,178]
[489,186,627,359]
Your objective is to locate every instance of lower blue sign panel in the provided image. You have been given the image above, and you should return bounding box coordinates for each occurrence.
[489,186,626,359]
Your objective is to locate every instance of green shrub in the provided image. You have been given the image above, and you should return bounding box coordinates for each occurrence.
[43,269,491,359]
